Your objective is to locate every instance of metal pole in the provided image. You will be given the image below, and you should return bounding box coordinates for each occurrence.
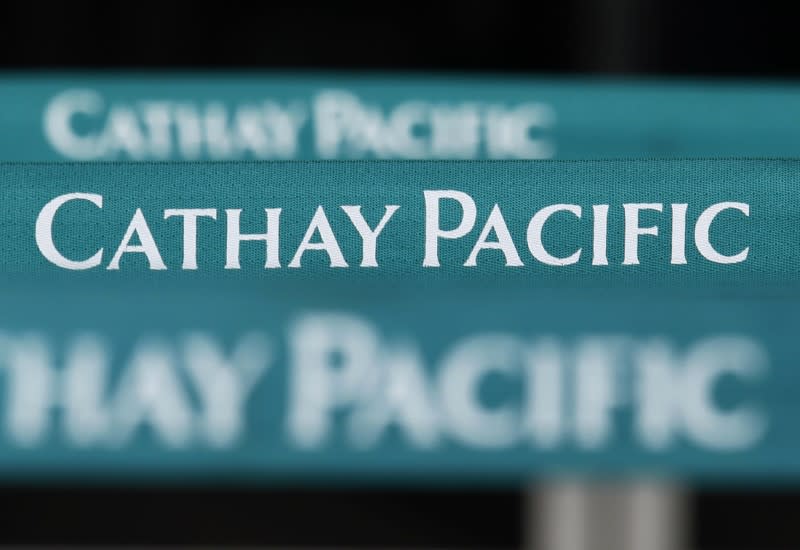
[530,479,687,550]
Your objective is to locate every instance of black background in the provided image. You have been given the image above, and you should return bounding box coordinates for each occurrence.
[2,1,799,77]
[1,1,800,547]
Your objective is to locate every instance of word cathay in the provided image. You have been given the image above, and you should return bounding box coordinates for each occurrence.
[35,190,750,270]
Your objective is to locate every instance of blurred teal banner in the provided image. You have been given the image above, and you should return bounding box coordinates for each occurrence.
[0,285,794,481]
[0,160,795,480]
[2,75,800,160]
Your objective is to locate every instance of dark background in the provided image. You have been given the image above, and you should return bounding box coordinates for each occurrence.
[2,1,799,77]
[1,1,799,547]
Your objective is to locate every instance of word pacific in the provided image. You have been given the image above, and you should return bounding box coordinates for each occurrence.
[35,191,750,270]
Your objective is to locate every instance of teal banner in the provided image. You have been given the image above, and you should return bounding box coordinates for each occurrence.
[2,75,800,160]
[0,285,794,481]
[0,160,796,480]
[0,160,791,292]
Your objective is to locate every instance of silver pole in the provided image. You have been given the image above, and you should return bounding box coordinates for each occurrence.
[530,479,687,550]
